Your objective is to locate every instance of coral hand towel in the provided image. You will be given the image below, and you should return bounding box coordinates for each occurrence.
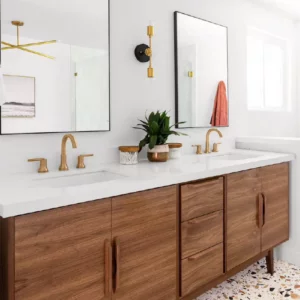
[210,81,228,127]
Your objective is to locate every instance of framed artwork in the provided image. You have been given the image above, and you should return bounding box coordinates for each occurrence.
[2,75,36,118]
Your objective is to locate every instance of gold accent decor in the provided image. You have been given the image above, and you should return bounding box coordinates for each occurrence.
[188,71,194,78]
[28,158,49,173]
[205,129,223,154]
[212,143,222,153]
[59,134,78,171]
[1,21,57,60]
[167,143,182,149]
[147,152,169,162]
[192,145,202,155]
[77,154,94,169]
[147,25,154,78]
[119,146,139,153]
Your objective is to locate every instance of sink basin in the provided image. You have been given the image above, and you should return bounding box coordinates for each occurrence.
[210,153,263,161]
[34,171,125,188]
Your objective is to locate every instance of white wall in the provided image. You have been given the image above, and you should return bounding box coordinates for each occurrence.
[0,0,298,175]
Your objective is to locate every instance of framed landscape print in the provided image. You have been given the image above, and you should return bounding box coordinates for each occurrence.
[2,75,35,118]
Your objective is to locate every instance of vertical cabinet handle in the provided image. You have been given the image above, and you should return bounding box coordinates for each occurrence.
[113,237,121,293]
[262,193,267,227]
[104,239,113,296]
[258,193,264,229]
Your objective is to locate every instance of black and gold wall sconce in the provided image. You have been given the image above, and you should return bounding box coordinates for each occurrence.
[135,24,154,78]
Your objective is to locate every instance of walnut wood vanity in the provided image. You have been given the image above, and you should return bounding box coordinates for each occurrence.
[0,162,289,300]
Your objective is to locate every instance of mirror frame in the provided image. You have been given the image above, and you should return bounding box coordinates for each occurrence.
[0,0,111,135]
[174,11,229,129]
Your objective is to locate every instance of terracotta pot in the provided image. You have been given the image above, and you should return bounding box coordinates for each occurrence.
[147,145,169,162]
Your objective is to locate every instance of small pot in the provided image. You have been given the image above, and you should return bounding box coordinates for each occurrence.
[147,145,169,162]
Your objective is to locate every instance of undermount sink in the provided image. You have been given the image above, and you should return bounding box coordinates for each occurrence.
[33,171,125,188]
[210,152,263,161]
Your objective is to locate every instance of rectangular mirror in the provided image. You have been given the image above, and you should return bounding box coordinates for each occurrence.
[174,12,229,129]
[0,0,110,134]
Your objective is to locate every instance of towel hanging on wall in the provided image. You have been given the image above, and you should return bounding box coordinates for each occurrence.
[210,81,228,127]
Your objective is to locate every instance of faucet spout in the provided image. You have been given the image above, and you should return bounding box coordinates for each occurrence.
[59,134,78,171]
[205,129,223,154]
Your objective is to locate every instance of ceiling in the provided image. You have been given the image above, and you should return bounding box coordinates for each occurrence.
[250,0,300,21]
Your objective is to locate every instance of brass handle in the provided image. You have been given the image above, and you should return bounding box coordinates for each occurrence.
[262,193,267,227]
[192,145,202,155]
[258,193,264,229]
[76,154,94,169]
[212,143,222,153]
[104,239,112,296]
[28,158,49,173]
[113,237,121,293]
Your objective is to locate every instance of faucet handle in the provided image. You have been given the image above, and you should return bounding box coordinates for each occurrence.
[212,143,222,153]
[192,145,202,155]
[28,158,49,173]
[77,154,94,169]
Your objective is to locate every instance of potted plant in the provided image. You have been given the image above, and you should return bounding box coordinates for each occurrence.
[134,111,186,162]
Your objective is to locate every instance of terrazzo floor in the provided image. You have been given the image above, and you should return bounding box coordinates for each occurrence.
[196,260,300,300]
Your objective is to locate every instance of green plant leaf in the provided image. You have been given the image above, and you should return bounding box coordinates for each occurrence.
[149,135,157,149]
[150,121,159,134]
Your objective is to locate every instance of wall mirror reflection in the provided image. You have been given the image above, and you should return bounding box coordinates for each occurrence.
[0,0,110,134]
[174,12,229,129]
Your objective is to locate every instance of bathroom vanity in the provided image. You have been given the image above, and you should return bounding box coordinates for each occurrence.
[0,151,293,300]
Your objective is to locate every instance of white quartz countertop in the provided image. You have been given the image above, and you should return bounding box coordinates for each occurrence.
[0,149,295,218]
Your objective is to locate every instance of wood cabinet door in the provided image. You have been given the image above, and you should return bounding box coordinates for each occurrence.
[260,163,289,252]
[227,169,262,271]
[112,186,177,300]
[15,200,112,300]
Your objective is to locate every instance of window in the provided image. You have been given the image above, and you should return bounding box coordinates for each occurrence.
[247,28,289,111]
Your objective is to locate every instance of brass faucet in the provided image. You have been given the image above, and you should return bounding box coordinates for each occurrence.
[205,129,223,154]
[59,134,78,171]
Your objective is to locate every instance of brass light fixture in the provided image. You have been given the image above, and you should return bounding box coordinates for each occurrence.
[134,24,154,78]
[1,21,57,60]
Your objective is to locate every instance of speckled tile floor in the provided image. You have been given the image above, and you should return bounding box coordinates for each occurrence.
[196,260,300,300]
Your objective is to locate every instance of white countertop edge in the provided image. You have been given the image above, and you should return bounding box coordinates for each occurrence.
[237,136,300,145]
[0,151,294,218]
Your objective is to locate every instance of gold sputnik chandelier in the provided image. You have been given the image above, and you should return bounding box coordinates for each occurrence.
[1,21,57,60]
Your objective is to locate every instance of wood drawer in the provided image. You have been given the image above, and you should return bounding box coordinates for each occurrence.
[181,243,224,297]
[181,177,224,222]
[181,210,223,259]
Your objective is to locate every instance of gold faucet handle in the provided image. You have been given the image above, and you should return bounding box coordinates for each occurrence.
[212,143,222,153]
[192,145,202,155]
[77,154,94,169]
[28,158,49,173]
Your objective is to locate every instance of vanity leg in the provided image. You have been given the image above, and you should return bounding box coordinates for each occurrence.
[266,249,274,275]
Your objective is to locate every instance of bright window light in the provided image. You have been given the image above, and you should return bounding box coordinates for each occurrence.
[247,28,289,111]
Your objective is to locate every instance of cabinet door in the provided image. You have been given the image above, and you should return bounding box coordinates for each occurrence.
[227,169,261,271]
[112,186,177,300]
[15,200,112,300]
[260,163,289,252]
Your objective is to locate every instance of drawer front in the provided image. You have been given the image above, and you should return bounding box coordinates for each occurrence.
[181,177,224,222]
[181,243,224,297]
[181,210,223,259]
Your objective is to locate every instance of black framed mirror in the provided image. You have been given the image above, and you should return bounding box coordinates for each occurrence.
[0,0,110,134]
[174,12,229,129]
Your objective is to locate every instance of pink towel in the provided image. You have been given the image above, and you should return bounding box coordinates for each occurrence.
[210,81,228,127]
